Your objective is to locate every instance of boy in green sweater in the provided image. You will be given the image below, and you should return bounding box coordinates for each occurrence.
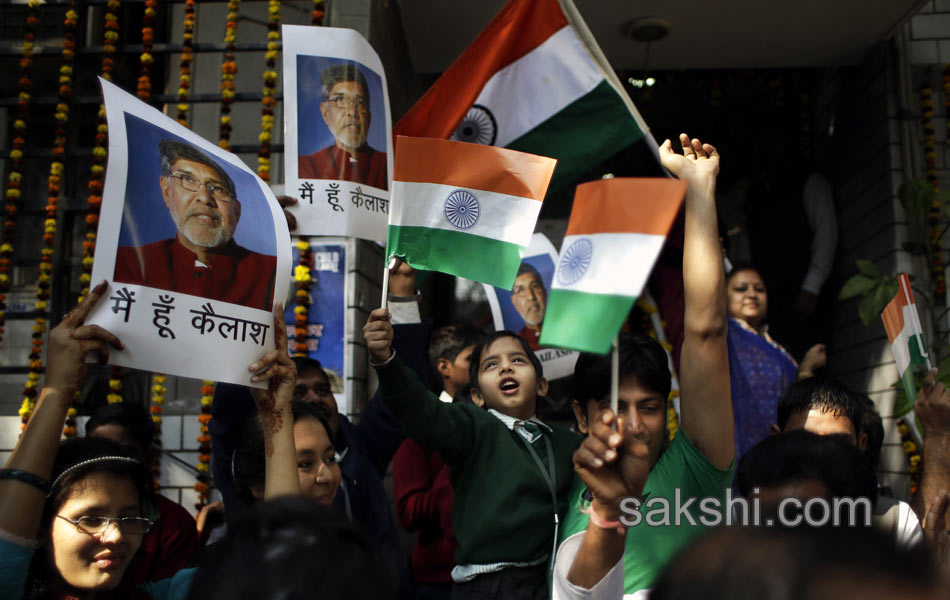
[362,312,581,599]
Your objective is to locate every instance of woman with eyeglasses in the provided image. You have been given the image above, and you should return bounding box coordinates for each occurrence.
[0,281,302,599]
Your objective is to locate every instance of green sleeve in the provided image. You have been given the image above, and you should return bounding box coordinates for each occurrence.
[376,355,476,463]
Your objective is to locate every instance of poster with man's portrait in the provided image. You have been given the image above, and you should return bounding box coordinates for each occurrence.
[87,78,291,387]
[283,25,393,243]
[482,233,579,380]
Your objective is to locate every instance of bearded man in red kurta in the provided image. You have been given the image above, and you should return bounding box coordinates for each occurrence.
[114,139,276,311]
[298,63,388,190]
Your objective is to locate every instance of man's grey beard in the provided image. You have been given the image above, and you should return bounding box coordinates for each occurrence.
[179,217,233,250]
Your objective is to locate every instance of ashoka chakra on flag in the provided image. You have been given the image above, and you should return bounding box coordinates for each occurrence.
[444,189,480,229]
[557,238,593,285]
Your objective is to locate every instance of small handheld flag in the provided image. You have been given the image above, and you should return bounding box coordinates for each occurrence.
[881,273,932,409]
[539,178,686,354]
[386,136,556,289]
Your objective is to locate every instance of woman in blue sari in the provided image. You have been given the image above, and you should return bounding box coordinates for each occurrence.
[727,265,826,458]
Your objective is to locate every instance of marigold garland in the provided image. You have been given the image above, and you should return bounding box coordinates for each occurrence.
[175,0,197,126]
[20,2,78,429]
[195,381,215,510]
[257,0,281,181]
[0,0,40,355]
[897,419,923,496]
[150,374,167,479]
[293,240,314,356]
[943,64,950,149]
[312,0,326,25]
[137,0,158,102]
[218,0,241,150]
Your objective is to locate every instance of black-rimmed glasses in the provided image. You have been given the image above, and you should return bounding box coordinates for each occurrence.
[169,171,234,204]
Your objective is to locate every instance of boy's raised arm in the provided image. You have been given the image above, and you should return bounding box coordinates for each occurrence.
[363,308,475,461]
[661,134,733,469]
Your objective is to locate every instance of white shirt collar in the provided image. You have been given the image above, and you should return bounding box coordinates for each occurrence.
[438,390,454,404]
[487,409,551,433]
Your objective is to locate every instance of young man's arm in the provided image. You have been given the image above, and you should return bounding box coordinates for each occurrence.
[661,134,734,470]
[916,369,950,520]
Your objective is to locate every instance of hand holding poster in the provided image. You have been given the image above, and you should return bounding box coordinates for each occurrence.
[86,78,291,387]
[482,233,578,380]
[283,25,393,242]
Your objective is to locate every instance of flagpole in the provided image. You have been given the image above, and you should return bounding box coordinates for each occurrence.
[380,256,396,309]
[611,335,619,426]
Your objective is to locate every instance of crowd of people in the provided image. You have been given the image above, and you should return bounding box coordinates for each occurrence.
[1,134,949,599]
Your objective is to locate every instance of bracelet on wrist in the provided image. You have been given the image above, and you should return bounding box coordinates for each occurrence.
[0,468,52,495]
[369,349,396,368]
[580,502,625,534]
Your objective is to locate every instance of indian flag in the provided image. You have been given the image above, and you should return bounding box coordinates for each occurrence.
[394,0,659,191]
[539,178,686,354]
[881,273,931,408]
[387,136,556,289]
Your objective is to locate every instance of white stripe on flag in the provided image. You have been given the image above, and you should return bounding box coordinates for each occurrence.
[472,26,604,147]
[891,328,912,374]
[390,181,541,246]
[551,233,666,297]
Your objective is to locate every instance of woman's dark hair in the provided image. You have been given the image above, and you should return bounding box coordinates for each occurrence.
[572,332,672,407]
[84,401,155,459]
[467,330,543,391]
[26,437,151,600]
[188,496,395,600]
[726,262,763,283]
[232,401,335,506]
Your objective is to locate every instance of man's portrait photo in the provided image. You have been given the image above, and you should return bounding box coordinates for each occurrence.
[296,57,388,190]
[487,245,556,352]
[113,114,278,311]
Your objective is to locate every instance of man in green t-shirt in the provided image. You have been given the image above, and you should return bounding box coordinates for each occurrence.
[554,134,735,598]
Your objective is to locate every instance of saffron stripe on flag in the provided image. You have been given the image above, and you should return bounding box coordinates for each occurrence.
[540,289,636,354]
[385,225,524,289]
[394,136,555,201]
[389,181,543,246]
[564,178,687,236]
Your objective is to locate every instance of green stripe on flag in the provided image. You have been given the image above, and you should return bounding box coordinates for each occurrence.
[539,288,636,354]
[386,225,524,289]
[507,80,644,191]
[895,334,930,417]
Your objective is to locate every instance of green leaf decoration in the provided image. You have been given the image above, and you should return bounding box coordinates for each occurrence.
[899,179,934,219]
[856,259,879,279]
[839,273,877,300]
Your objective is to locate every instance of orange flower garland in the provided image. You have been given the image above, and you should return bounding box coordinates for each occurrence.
[898,419,922,496]
[257,0,280,181]
[0,0,40,354]
[293,241,313,356]
[20,2,78,429]
[218,0,241,150]
[150,374,167,480]
[138,0,158,102]
[175,0,197,126]
[944,65,950,149]
[195,381,215,509]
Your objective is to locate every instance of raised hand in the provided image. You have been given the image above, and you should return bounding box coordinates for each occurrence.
[573,410,651,520]
[276,195,298,232]
[248,303,297,417]
[362,307,394,364]
[46,279,124,396]
[659,133,720,191]
[922,489,950,571]
[798,343,827,378]
[388,258,418,298]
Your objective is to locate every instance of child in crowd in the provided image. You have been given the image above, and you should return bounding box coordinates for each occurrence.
[393,324,484,600]
[363,314,581,599]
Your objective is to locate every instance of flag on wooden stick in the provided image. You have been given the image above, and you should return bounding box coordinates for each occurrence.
[539,178,686,354]
[387,136,556,289]
[881,273,932,407]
